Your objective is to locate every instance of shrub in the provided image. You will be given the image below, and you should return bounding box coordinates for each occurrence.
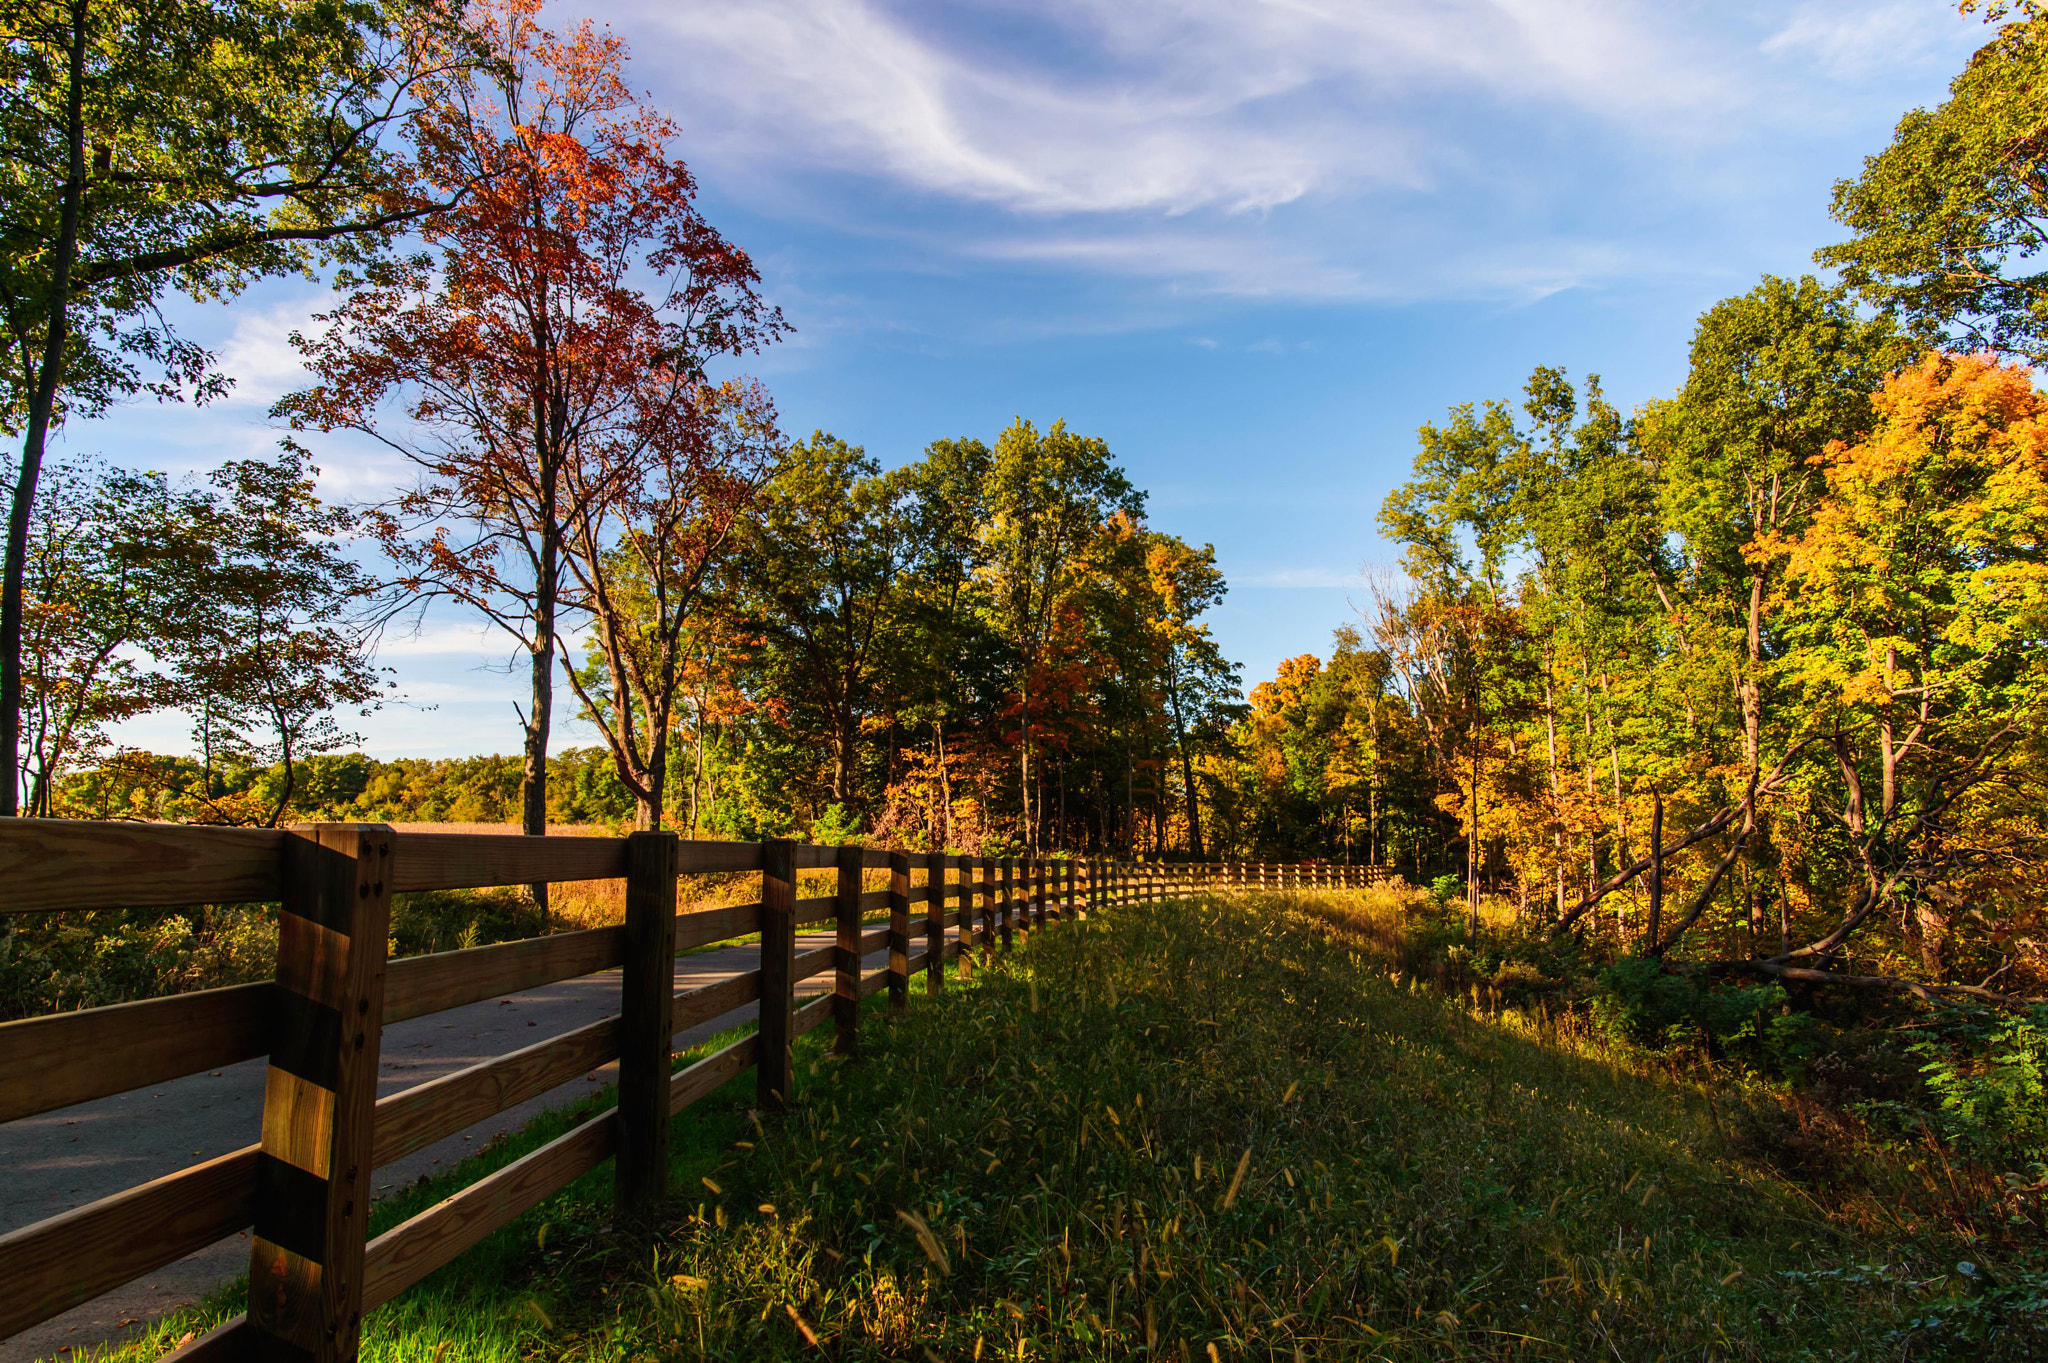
[1909,1005,2048,1167]
[1592,956,1786,1059]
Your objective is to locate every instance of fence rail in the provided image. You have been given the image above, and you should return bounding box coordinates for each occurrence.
[0,821,1391,1361]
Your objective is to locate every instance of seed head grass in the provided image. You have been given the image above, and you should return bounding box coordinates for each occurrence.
[75,893,2037,1361]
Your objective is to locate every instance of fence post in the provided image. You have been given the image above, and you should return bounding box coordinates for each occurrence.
[888,851,910,1016]
[998,856,1014,952]
[926,851,946,995]
[978,855,995,965]
[957,855,976,980]
[617,829,678,1224]
[249,823,391,1363]
[759,839,796,1108]
[833,844,862,1057]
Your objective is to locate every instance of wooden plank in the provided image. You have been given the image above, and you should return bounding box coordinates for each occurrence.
[161,1313,252,1363]
[372,1018,618,1169]
[858,966,889,1000]
[858,888,891,913]
[0,818,283,914]
[389,832,627,892]
[675,900,760,950]
[0,1145,259,1339]
[360,1112,615,1312]
[672,970,761,1035]
[792,844,836,870]
[0,980,271,1124]
[792,893,837,927]
[793,944,835,983]
[758,841,796,1108]
[860,848,894,869]
[250,824,391,1362]
[834,845,862,1058]
[615,832,677,1224]
[383,927,626,1024]
[669,1033,758,1115]
[791,990,834,1038]
[676,839,763,874]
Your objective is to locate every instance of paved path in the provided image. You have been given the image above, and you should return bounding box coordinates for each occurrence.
[1,923,974,1363]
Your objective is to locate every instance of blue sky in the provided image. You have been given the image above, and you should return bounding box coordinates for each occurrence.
[87,0,1985,759]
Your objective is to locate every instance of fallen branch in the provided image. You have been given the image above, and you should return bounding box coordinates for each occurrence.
[1748,960,2040,1008]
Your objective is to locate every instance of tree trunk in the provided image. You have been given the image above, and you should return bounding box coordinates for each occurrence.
[1019,663,1034,855]
[1,2,89,818]
[1166,656,1203,858]
[523,622,553,924]
[1644,793,1664,951]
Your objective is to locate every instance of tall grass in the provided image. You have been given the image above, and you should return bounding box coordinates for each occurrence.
[75,891,2045,1360]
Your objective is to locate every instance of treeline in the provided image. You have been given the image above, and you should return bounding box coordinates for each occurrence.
[9,0,1238,857]
[1226,4,2048,1002]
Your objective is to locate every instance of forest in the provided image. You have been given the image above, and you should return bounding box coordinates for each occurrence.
[8,0,2048,1017]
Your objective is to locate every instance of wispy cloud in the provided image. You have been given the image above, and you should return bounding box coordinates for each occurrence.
[636,0,1730,218]
[1240,566,1363,589]
[1761,1,1979,82]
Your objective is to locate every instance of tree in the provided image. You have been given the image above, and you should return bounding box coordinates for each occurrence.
[0,0,477,814]
[1142,533,1238,858]
[175,449,386,827]
[1767,352,2048,989]
[976,419,1143,855]
[16,456,191,814]
[281,0,785,860]
[566,379,778,829]
[735,432,911,819]
[1817,2,2048,361]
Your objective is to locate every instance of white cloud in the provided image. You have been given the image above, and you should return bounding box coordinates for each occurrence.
[635,0,1729,218]
[213,297,326,410]
[1761,1,1979,81]
[1241,566,1362,589]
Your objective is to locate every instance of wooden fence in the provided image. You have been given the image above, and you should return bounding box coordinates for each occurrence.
[0,822,1391,1362]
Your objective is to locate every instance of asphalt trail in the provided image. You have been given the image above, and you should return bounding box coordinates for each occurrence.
[1,922,974,1362]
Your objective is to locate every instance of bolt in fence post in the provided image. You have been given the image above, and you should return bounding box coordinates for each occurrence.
[617,830,679,1226]
[888,851,910,1016]
[759,839,797,1108]
[249,823,392,1363]
[833,844,862,1057]
[927,850,946,995]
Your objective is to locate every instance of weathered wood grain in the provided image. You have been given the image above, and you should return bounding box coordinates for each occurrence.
[0,819,283,914]
[360,1112,616,1311]
[0,1145,259,1338]
[372,1018,618,1169]
[616,832,678,1222]
[676,840,764,874]
[0,980,271,1123]
[383,927,626,1024]
[675,900,760,950]
[669,1033,758,1115]
[673,970,761,1034]
[390,832,627,892]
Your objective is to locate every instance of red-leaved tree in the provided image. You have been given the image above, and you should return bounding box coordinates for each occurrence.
[279,0,784,859]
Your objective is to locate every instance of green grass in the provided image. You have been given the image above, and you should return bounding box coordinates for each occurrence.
[82,896,2046,1361]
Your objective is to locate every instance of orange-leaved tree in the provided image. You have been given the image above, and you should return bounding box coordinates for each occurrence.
[279,0,784,856]
[564,378,780,830]
[1769,352,2048,993]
